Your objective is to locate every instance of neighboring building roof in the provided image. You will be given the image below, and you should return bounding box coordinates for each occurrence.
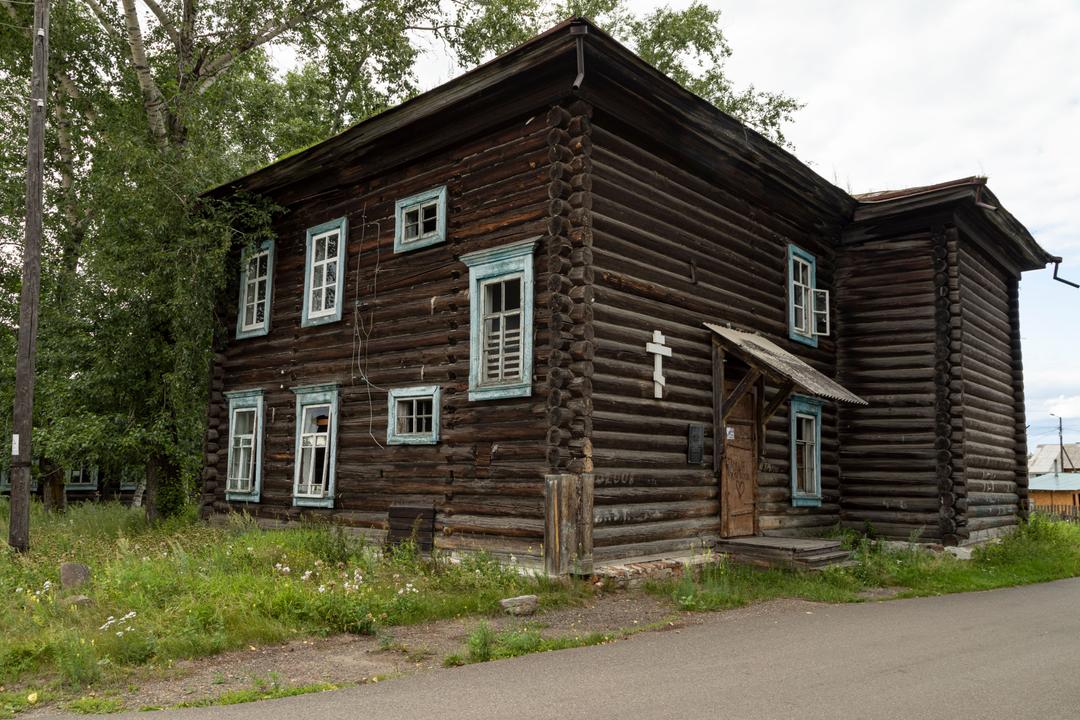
[1029,443,1080,474]
[1029,472,1080,492]
[704,323,867,405]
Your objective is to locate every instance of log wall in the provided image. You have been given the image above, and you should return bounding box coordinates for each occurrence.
[836,235,943,540]
[201,112,558,563]
[586,110,844,561]
[957,237,1023,541]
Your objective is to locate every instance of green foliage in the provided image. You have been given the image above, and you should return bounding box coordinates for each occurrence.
[658,517,1080,611]
[64,696,125,714]
[0,499,583,689]
[451,621,612,666]
[173,675,340,709]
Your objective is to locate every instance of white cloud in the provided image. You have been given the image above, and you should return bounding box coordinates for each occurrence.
[1044,396,1080,419]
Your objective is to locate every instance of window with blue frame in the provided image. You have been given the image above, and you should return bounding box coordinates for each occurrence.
[302,218,348,327]
[236,239,275,339]
[790,395,823,506]
[787,244,830,347]
[387,385,441,445]
[292,383,339,508]
[460,238,537,401]
[65,467,99,491]
[225,389,265,502]
[394,186,448,253]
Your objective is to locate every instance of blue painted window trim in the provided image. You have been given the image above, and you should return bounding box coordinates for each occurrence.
[386,385,441,445]
[790,395,823,507]
[460,237,538,401]
[65,467,99,491]
[394,186,449,253]
[225,389,265,503]
[302,217,348,328]
[291,383,340,508]
[235,239,275,340]
[787,244,818,348]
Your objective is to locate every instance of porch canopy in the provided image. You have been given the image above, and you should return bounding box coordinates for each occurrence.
[704,323,866,430]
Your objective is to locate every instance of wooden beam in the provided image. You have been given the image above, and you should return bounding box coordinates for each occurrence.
[721,368,761,423]
[712,340,724,473]
[761,379,797,426]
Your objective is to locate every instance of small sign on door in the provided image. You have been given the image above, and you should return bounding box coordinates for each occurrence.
[726,426,736,441]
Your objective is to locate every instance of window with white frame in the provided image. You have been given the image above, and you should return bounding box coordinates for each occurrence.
[225,389,264,501]
[236,240,274,339]
[66,467,98,490]
[788,245,829,346]
[460,238,537,401]
[394,186,448,253]
[790,396,823,506]
[302,218,347,327]
[292,384,339,507]
[387,386,441,445]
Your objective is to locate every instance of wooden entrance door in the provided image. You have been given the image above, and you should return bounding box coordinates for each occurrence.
[720,379,757,538]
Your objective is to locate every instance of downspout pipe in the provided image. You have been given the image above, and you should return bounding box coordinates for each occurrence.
[570,22,588,90]
[1051,256,1079,288]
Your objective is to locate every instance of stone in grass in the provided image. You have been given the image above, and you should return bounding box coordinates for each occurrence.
[60,562,92,590]
[499,595,539,616]
[59,595,93,607]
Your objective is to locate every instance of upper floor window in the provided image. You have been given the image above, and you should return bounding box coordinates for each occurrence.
[302,218,347,327]
[790,395,823,507]
[460,238,537,401]
[788,244,829,347]
[387,385,441,445]
[236,240,275,339]
[292,384,339,508]
[394,186,448,253]
[225,389,264,502]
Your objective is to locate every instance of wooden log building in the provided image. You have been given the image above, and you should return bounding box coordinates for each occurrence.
[201,18,1056,572]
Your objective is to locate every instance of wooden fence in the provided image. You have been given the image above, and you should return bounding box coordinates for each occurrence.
[1032,504,1080,523]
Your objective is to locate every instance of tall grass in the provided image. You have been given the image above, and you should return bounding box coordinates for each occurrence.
[657,515,1080,611]
[0,499,582,690]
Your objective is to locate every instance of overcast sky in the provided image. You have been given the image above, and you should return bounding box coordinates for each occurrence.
[412,1,1080,446]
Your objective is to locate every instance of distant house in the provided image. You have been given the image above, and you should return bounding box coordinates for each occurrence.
[200,18,1055,572]
[1029,472,1080,510]
[1029,444,1080,475]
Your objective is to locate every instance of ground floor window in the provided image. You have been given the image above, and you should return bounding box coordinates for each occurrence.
[387,385,441,445]
[292,384,339,508]
[790,395,823,507]
[65,467,99,491]
[225,389,264,502]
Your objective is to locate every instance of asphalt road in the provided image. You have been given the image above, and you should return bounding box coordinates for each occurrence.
[54,578,1080,720]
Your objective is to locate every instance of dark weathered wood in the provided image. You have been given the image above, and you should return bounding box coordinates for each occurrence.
[9,0,50,552]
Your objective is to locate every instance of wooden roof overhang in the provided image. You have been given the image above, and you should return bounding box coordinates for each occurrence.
[204,17,856,233]
[845,177,1054,275]
[705,322,865,433]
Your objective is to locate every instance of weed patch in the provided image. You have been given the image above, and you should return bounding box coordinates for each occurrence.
[445,622,615,667]
[0,499,585,692]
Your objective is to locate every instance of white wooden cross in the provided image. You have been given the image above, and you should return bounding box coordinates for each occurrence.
[645,330,672,399]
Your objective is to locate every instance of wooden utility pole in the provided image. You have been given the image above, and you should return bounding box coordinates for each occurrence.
[8,0,50,553]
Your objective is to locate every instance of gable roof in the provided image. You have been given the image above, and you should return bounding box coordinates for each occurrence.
[1029,443,1080,474]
